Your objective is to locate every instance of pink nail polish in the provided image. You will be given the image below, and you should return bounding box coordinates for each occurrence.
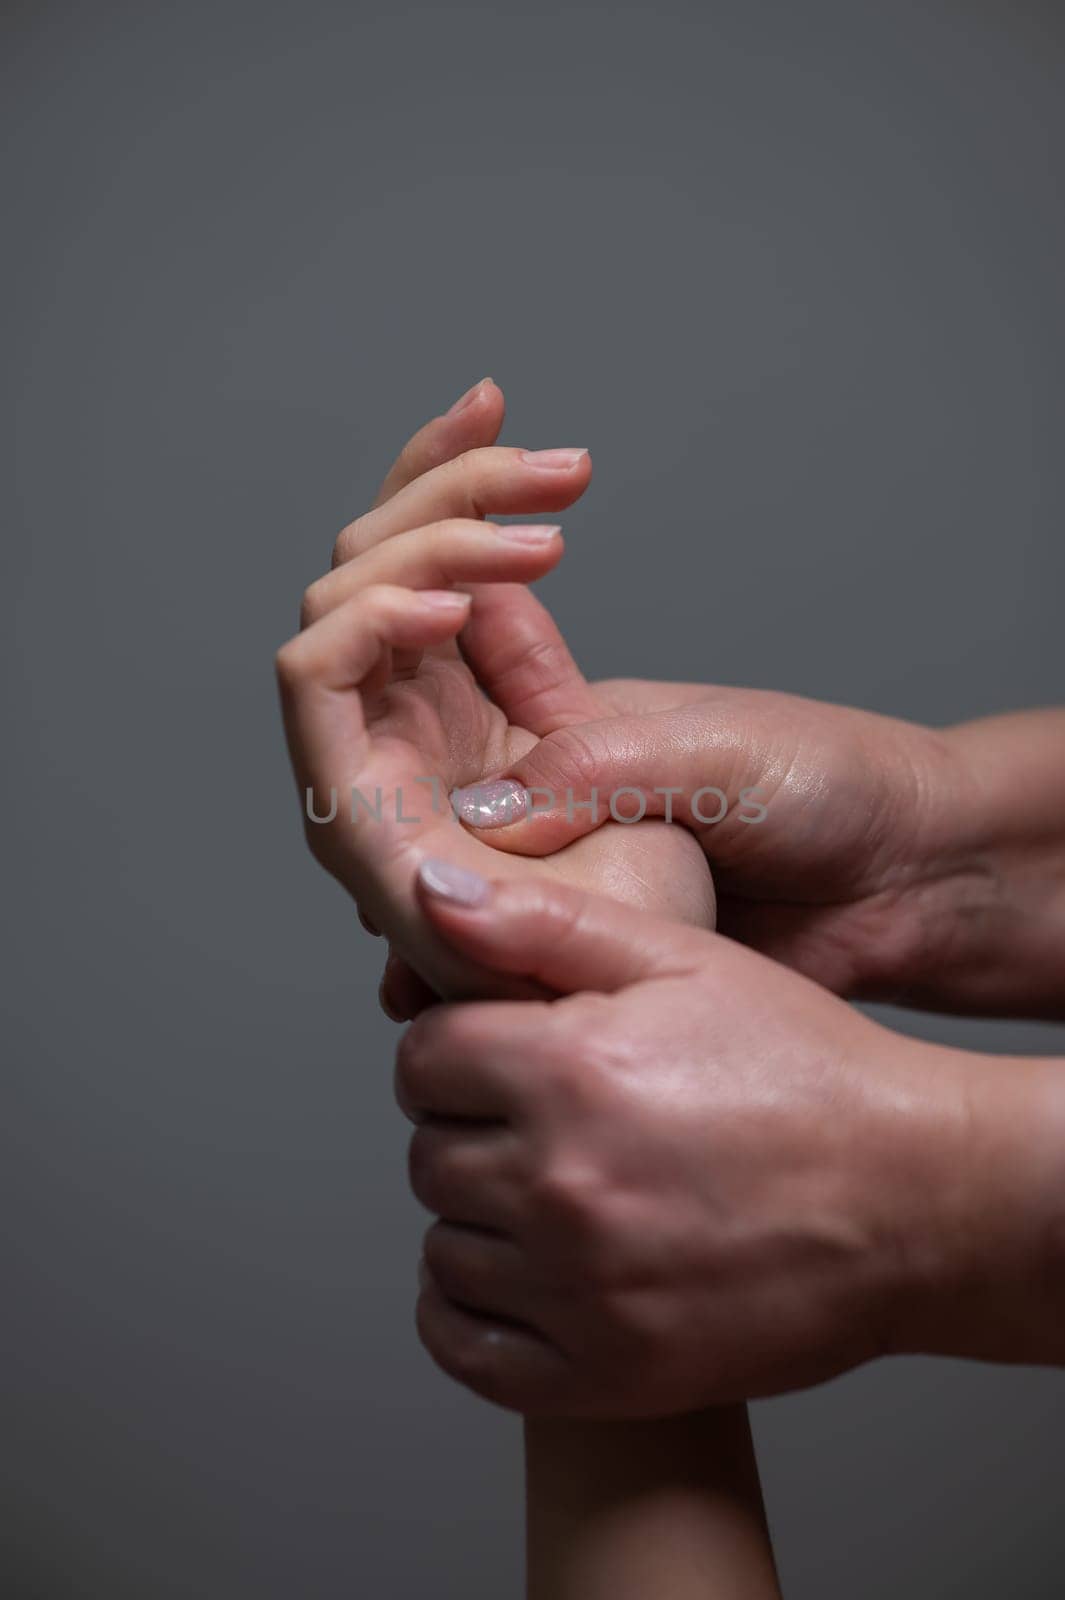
[451,779,528,829]
[418,857,491,906]
[519,448,588,470]
[446,377,491,417]
[493,523,561,544]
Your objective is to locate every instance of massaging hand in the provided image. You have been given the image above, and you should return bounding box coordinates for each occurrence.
[276,379,714,999]
[452,678,1065,1017]
[398,862,1065,1415]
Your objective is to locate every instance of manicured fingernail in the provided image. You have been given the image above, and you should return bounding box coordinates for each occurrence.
[417,589,471,614]
[451,779,528,829]
[519,448,588,470]
[493,522,561,544]
[418,857,491,906]
[446,377,492,417]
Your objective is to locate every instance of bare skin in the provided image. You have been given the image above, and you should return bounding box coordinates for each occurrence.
[276,381,780,1598]
[450,682,1065,1019]
[402,866,1065,1415]
[276,382,717,1000]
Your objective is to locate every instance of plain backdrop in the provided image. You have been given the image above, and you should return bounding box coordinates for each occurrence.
[4,2,1064,1595]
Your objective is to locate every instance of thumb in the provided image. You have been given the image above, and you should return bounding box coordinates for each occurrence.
[414,858,709,995]
[452,707,733,856]
[459,582,603,735]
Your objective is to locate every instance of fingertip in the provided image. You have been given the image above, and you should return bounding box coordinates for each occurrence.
[443,375,504,422]
[414,857,561,940]
[416,856,495,913]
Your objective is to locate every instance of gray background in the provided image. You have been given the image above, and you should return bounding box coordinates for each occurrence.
[4,1,1064,1595]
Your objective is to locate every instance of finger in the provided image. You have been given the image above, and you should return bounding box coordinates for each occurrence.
[422,1221,541,1327]
[456,583,603,736]
[276,585,472,804]
[592,678,719,714]
[334,445,591,565]
[379,948,439,1022]
[407,1121,522,1230]
[371,377,505,507]
[416,1275,570,1413]
[394,999,551,1122]
[451,710,683,851]
[415,861,708,994]
[449,704,763,856]
[301,519,564,628]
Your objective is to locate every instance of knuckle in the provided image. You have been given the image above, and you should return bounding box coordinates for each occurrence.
[553,724,612,788]
[527,724,609,796]
[531,1008,613,1115]
[421,1222,468,1295]
[393,1021,424,1109]
[298,579,327,630]
[391,436,423,479]
[440,449,487,516]
[407,1124,452,1209]
[274,638,305,689]
[528,1156,606,1242]
[332,517,364,568]
[427,515,471,542]
[406,1128,435,1206]
[393,1010,448,1114]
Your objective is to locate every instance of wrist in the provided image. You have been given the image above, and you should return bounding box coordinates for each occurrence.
[871,716,1065,1017]
[885,1040,1065,1366]
[918,716,1065,1017]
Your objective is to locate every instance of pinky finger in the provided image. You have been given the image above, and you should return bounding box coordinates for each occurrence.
[415,1274,571,1414]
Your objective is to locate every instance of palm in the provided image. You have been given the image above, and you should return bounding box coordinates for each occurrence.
[346,629,714,1000]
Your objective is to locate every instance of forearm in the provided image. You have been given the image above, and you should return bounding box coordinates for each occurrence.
[524,830,777,1596]
[894,1041,1065,1368]
[526,1413,780,1600]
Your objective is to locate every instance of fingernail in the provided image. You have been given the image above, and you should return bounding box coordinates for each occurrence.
[417,589,471,614]
[519,447,588,470]
[446,377,491,417]
[451,779,528,829]
[493,522,561,544]
[418,857,491,906]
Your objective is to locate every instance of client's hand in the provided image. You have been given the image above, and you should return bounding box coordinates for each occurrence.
[276,380,714,1001]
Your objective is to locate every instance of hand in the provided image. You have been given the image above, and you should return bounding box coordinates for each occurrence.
[276,381,714,1001]
[445,677,1005,1009]
[396,861,1065,1415]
